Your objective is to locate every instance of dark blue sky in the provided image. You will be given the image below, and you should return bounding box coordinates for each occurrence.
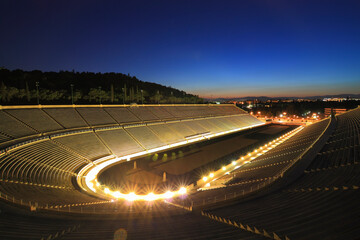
[1,0,359,98]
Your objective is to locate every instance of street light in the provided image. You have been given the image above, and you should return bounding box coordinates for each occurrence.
[141,89,143,105]
[122,88,125,105]
[35,82,39,105]
[70,84,74,105]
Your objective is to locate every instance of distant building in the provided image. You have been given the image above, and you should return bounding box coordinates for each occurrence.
[323,98,347,102]
[324,108,347,117]
[296,99,317,102]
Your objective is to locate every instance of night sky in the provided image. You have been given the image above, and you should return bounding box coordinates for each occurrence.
[1,0,359,98]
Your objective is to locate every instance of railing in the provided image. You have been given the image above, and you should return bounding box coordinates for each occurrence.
[191,176,279,207]
[0,190,189,214]
[40,224,81,240]
[0,103,238,110]
[201,211,288,240]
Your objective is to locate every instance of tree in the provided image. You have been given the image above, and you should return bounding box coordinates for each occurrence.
[25,81,30,102]
[88,88,108,103]
[7,87,19,102]
[152,153,158,162]
[0,68,203,104]
[73,91,82,102]
[129,87,134,102]
[162,153,168,162]
[0,82,7,102]
[136,86,139,103]
[110,84,114,103]
[123,84,127,103]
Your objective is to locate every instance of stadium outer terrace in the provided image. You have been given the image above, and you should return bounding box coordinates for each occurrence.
[0,104,359,240]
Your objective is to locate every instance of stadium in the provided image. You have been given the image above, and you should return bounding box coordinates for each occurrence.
[0,104,359,240]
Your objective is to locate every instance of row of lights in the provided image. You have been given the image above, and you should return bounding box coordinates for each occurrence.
[200,126,304,187]
[81,122,265,201]
[100,185,187,202]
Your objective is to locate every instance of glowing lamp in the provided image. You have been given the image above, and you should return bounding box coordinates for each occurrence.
[163,191,174,199]
[178,187,187,195]
[145,192,156,201]
[112,191,121,198]
[127,192,137,201]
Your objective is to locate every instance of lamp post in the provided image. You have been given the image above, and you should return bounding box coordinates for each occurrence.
[70,84,74,105]
[122,88,125,105]
[141,89,143,105]
[35,82,39,105]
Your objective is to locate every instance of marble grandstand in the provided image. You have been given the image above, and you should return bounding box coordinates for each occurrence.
[0,104,359,240]
[0,104,263,208]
